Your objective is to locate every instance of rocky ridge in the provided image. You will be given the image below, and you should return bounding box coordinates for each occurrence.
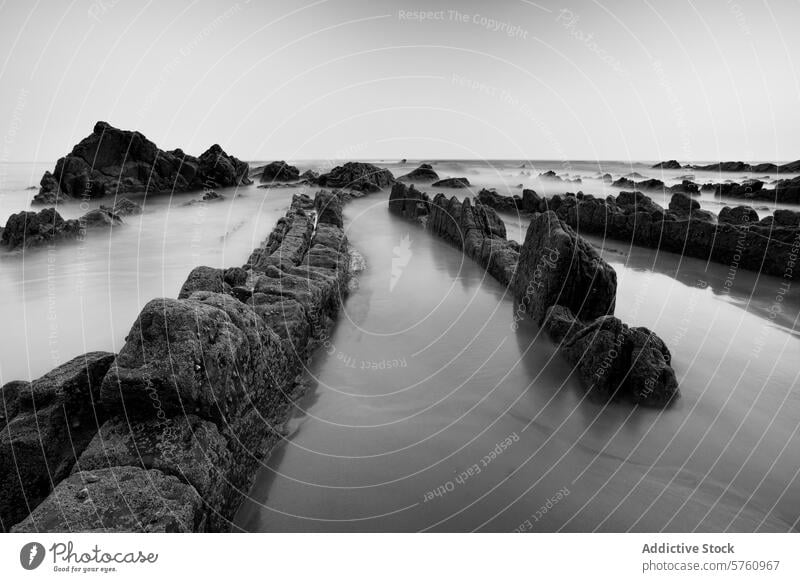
[389,182,679,406]
[5,188,358,532]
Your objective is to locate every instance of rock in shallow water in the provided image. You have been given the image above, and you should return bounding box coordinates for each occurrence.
[512,211,617,326]
[542,306,679,406]
[32,121,250,205]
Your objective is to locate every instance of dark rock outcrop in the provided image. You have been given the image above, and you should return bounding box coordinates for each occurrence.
[542,190,800,280]
[477,188,522,212]
[317,162,394,193]
[389,183,678,408]
[719,205,759,225]
[431,177,471,188]
[397,163,439,183]
[389,182,518,286]
[1,208,80,249]
[612,177,665,191]
[13,189,356,532]
[32,121,251,205]
[0,352,115,531]
[259,161,300,183]
[13,466,202,533]
[1,205,132,251]
[512,211,617,326]
[653,160,681,169]
[691,160,800,173]
[542,307,678,406]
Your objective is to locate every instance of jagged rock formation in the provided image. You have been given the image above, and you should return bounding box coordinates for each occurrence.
[32,121,251,205]
[8,189,357,532]
[389,182,519,286]
[317,162,394,193]
[542,306,678,406]
[513,211,617,326]
[476,187,800,280]
[388,182,679,407]
[259,161,300,183]
[397,163,439,183]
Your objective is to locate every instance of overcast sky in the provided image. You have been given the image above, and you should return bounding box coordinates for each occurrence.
[0,0,798,163]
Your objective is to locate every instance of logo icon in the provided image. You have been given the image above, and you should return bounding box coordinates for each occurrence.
[390,233,413,292]
[20,542,45,570]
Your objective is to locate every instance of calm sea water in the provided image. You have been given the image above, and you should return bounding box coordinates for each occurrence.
[1,160,799,532]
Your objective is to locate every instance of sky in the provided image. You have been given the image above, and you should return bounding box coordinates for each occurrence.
[0,0,798,163]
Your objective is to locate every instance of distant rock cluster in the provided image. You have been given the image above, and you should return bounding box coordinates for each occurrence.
[0,197,142,250]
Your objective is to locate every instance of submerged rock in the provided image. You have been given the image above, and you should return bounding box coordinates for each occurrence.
[0,208,79,249]
[99,196,142,217]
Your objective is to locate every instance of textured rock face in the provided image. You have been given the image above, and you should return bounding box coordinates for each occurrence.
[513,211,617,326]
[17,189,355,532]
[548,190,800,280]
[1,208,78,249]
[315,189,343,228]
[0,352,115,531]
[259,160,300,183]
[542,307,679,406]
[32,121,251,205]
[719,205,759,225]
[668,192,700,215]
[317,162,394,192]
[389,182,519,286]
[12,466,202,533]
[397,163,439,183]
[432,177,470,188]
